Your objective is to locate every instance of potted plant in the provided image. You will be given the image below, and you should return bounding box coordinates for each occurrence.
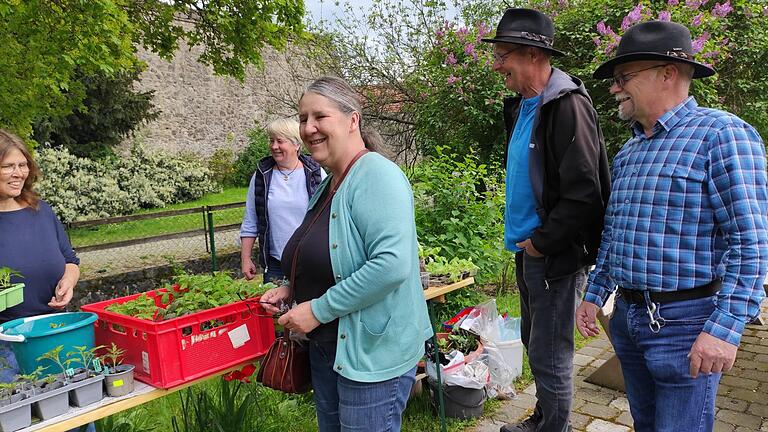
[99,343,135,397]
[0,267,24,313]
[0,364,31,432]
[64,345,105,407]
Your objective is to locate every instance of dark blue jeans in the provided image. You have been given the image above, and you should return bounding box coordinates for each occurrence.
[263,254,285,284]
[515,252,587,432]
[611,294,720,432]
[309,340,415,432]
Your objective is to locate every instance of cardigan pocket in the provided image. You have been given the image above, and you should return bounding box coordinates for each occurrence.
[360,312,392,336]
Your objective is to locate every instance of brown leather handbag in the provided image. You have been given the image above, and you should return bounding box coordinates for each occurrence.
[256,149,369,394]
[256,332,311,393]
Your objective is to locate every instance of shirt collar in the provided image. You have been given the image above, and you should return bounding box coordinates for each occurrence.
[631,96,698,138]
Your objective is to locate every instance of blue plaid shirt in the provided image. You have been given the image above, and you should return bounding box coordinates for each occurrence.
[585,97,768,346]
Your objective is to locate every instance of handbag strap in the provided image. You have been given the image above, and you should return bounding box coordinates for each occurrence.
[287,149,369,306]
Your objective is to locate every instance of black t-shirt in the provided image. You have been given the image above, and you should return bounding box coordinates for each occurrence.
[281,188,339,341]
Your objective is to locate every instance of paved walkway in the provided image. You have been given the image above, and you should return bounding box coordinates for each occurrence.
[472,300,768,432]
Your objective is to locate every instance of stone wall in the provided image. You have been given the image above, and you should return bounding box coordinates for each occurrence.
[129,28,310,158]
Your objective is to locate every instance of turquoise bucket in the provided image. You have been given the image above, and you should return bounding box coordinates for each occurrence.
[0,312,98,375]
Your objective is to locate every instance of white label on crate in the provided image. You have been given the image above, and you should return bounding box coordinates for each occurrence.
[228,324,251,349]
[142,351,150,374]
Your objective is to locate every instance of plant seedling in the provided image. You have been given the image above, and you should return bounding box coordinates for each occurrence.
[65,345,105,375]
[0,267,22,291]
[37,345,68,380]
[99,343,126,372]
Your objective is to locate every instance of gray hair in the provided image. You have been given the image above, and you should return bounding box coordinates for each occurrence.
[302,76,381,152]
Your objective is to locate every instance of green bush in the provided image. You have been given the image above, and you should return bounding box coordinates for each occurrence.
[227,128,271,187]
[409,147,511,284]
[36,145,221,223]
[207,147,236,186]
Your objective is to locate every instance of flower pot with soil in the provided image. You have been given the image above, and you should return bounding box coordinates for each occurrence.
[99,343,135,397]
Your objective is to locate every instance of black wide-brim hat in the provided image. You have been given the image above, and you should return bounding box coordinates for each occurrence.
[481,8,565,57]
[593,21,715,79]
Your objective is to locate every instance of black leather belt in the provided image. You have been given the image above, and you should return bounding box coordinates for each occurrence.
[618,280,721,304]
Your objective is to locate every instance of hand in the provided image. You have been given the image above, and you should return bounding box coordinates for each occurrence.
[576,301,601,338]
[259,285,290,315]
[278,301,320,334]
[516,239,544,257]
[688,332,738,378]
[241,258,258,280]
[48,277,75,310]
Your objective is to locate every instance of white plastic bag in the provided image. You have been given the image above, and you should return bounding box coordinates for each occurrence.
[425,350,489,390]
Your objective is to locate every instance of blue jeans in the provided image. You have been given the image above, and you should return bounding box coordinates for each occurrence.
[515,252,586,432]
[611,294,720,432]
[309,340,415,432]
[0,342,96,432]
[263,254,285,284]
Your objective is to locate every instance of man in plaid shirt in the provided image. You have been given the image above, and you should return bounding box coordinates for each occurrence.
[576,21,768,432]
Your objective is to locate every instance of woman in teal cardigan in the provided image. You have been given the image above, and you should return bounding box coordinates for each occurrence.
[260,76,432,431]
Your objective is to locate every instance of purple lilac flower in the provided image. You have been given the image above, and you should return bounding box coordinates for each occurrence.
[658,11,672,21]
[476,22,491,40]
[685,0,702,10]
[464,43,475,57]
[627,4,643,21]
[668,0,679,5]
[436,29,445,38]
[691,13,703,26]
[456,27,469,42]
[764,6,768,16]
[711,1,734,18]
[593,37,602,47]
[445,53,457,65]
[701,50,720,59]
[596,21,608,35]
[692,32,709,53]
[447,75,458,85]
[621,16,633,31]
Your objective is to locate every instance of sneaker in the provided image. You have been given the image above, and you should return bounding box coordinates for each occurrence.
[499,415,539,432]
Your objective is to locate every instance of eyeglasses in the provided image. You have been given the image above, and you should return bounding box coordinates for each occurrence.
[493,45,525,64]
[611,64,670,88]
[0,163,29,175]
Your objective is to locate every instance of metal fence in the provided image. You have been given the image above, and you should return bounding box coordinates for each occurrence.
[66,203,246,280]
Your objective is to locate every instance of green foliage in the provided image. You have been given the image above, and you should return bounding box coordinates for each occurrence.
[31,67,160,158]
[100,343,126,371]
[105,272,275,321]
[1,0,305,137]
[406,17,508,163]
[35,145,221,223]
[173,379,255,432]
[423,255,479,283]
[0,0,137,137]
[94,406,158,432]
[0,267,22,289]
[527,0,768,155]
[207,147,237,186]
[227,128,271,187]
[410,147,509,284]
[65,345,105,373]
[36,346,68,377]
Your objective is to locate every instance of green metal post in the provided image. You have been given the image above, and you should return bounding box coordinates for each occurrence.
[206,208,217,272]
[429,301,447,432]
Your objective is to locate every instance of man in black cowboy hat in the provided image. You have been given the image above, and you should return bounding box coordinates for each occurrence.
[481,8,610,432]
[577,20,768,431]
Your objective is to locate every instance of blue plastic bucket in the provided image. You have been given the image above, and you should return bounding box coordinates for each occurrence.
[0,312,98,375]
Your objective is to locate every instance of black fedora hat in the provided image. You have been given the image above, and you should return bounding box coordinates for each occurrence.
[481,8,565,57]
[593,21,715,79]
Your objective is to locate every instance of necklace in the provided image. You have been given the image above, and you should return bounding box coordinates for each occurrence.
[276,160,300,181]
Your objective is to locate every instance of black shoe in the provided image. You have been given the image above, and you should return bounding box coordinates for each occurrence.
[499,415,539,432]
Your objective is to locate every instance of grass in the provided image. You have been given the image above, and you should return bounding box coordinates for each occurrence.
[68,187,248,247]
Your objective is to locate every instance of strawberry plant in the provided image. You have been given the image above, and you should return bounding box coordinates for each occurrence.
[105,272,274,321]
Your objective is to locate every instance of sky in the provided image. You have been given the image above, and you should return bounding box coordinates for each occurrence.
[303,0,459,29]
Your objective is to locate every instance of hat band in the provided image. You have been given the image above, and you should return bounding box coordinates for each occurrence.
[665,49,691,60]
[494,30,554,47]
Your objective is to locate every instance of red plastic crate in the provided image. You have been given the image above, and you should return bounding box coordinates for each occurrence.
[81,289,275,389]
